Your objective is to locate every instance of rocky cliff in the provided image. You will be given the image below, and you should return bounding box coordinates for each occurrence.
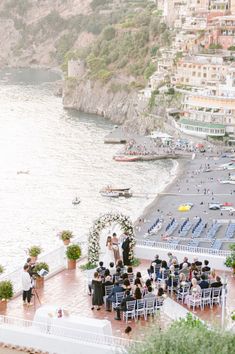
[63,78,166,134]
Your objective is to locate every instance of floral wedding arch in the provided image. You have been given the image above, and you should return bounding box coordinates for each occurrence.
[88,212,135,265]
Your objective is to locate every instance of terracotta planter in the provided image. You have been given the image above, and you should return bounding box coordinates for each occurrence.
[30,256,38,263]
[67,259,76,270]
[35,276,44,289]
[0,300,7,311]
[63,239,70,246]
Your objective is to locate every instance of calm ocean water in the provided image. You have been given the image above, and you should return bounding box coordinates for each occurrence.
[0,68,176,270]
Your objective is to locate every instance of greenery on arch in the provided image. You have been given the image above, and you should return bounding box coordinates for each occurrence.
[88,212,135,265]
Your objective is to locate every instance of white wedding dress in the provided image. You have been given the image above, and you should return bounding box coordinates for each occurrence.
[102,242,115,268]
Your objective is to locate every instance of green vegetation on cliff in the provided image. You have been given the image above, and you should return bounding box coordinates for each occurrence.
[0,0,172,88]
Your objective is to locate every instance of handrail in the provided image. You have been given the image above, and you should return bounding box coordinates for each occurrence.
[0,314,133,348]
[136,239,231,257]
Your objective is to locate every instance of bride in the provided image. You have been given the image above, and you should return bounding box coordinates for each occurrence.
[102,236,115,267]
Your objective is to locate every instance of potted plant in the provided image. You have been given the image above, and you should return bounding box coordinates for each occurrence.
[28,246,42,263]
[58,230,73,246]
[0,280,13,311]
[225,244,235,274]
[33,262,49,289]
[66,244,81,270]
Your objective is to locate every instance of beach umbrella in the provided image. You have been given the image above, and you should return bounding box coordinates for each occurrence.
[178,205,191,212]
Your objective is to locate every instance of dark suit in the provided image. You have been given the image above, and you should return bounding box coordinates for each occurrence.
[115,293,135,320]
[211,281,222,288]
[122,236,131,266]
[202,266,211,272]
[199,280,209,289]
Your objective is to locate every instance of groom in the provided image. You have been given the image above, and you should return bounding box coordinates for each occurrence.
[121,232,131,266]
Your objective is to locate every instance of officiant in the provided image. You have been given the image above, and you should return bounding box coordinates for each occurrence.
[121,232,131,266]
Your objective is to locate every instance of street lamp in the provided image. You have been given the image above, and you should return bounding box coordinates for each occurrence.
[221,274,228,329]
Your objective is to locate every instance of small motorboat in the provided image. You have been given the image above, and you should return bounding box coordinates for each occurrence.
[72,197,81,205]
[100,186,132,198]
[17,170,30,175]
[113,155,139,162]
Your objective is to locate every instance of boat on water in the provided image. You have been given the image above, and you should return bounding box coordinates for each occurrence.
[72,197,81,205]
[100,186,132,198]
[113,155,139,162]
[17,170,30,175]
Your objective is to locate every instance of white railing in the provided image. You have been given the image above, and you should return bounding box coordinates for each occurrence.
[136,239,231,257]
[0,239,87,296]
[0,315,133,349]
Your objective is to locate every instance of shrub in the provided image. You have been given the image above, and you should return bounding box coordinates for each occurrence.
[0,280,13,300]
[80,262,97,271]
[59,230,74,241]
[28,246,42,258]
[0,265,5,274]
[225,244,235,269]
[228,45,235,51]
[33,262,49,277]
[129,314,235,354]
[103,26,116,41]
[66,244,82,260]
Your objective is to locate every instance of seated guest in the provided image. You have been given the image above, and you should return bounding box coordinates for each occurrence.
[208,269,217,284]
[116,260,125,274]
[134,287,142,300]
[178,273,188,293]
[172,258,179,270]
[189,263,199,281]
[194,257,202,268]
[144,286,155,299]
[185,278,201,306]
[202,260,211,273]
[135,271,144,287]
[115,290,135,320]
[199,274,209,289]
[133,278,143,292]
[113,267,121,283]
[148,254,162,277]
[157,287,164,297]
[106,281,124,311]
[96,261,106,276]
[180,263,189,279]
[104,269,110,278]
[180,257,191,269]
[122,278,131,291]
[109,262,115,276]
[210,276,222,288]
[158,260,169,280]
[127,266,134,275]
[103,275,113,295]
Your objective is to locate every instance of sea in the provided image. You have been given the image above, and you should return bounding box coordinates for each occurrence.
[0,68,177,271]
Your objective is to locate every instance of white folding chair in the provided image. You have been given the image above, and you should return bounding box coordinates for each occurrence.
[144,298,156,318]
[211,287,222,306]
[176,284,189,304]
[201,288,212,309]
[136,299,145,320]
[187,294,202,312]
[123,300,136,323]
[104,285,114,306]
[112,292,125,311]
[155,297,164,311]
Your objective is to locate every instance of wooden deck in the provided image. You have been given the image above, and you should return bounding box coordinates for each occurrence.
[0,259,234,338]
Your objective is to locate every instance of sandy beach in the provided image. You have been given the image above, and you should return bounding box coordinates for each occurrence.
[135,147,235,251]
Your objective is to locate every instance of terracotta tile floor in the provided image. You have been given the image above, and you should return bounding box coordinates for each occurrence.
[1,259,234,338]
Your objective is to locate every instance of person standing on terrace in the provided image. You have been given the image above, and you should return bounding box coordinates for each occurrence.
[22,264,32,306]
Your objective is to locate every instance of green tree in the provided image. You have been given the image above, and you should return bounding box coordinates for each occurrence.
[103,26,116,41]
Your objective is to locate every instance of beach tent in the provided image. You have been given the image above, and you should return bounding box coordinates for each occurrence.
[178,205,191,212]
